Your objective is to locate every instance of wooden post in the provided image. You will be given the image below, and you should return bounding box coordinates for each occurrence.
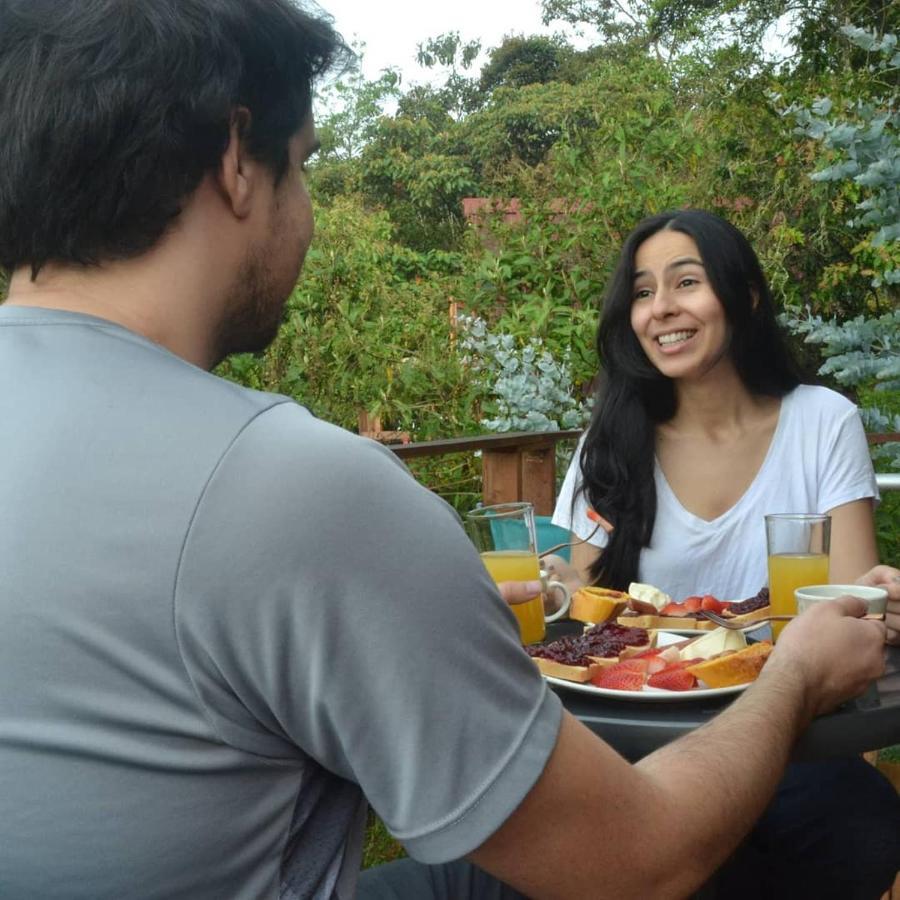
[357,410,410,445]
[448,298,463,350]
[521,446,555,516]
[482,449,521,508]
[482,441,556,515]
[358,411,382,435]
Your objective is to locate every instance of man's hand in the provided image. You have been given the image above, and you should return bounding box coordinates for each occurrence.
[766,596,886,719]
[497,580,543,606]
[856,565,900,645]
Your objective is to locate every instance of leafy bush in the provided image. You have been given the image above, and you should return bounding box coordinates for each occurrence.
[777,25,899,293]
[459,314,590,432]
[782,307,900,469]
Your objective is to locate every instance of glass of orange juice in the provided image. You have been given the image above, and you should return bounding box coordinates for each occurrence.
[765,513,831,640]
[466,502,546,644]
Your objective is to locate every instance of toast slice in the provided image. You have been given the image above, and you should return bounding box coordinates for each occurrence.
[530,655,601,682]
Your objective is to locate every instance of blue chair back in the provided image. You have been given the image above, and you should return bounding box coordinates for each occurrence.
[535,515,571,562]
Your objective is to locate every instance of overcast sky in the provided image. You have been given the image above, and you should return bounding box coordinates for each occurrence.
[317,0,589,87]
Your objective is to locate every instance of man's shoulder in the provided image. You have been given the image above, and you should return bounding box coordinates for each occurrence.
[225,401,409,488]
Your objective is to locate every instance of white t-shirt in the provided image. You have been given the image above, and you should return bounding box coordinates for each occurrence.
[552,385,878,602]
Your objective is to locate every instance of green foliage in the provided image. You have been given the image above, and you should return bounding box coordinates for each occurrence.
[781,308,900,467]
[779,25,899,290]
[362,811,405,869]
[478,35,570,93]
[217,196,479,439]
[316,68,401,161]
[876,491,900,564]
[415,32,483,118]
[459,315,591,432]
[541,0,900,73]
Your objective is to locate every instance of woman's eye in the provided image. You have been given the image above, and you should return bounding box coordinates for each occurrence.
[678,277,699,288]
[633,288,652,301]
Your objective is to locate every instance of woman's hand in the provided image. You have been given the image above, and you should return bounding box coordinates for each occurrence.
[856,565,900,645]
[540,553,585,597]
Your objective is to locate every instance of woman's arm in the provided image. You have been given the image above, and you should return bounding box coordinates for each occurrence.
[827,497,879,583]
[570,540,600,587]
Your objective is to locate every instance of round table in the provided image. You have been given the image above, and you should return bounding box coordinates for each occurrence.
[545,623,900,762]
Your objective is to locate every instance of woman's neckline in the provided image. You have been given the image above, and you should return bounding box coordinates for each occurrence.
[655,390,791,526]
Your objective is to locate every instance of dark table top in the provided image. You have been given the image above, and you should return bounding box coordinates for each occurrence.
[544,622,900,762]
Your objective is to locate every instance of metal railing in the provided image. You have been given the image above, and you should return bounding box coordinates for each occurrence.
[877,473,900,493]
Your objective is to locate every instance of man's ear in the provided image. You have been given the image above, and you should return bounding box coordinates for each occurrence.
[217,108,257,219]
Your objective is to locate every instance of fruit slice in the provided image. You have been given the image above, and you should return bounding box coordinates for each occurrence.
[592,666,644,691]
[570,587,630,624]
[647,667,698,691]
[646,655,669,675]
[685,642,773,688]
[660,602,691,617]
[701,594,727,614]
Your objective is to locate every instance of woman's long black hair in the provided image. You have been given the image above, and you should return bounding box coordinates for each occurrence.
[579,209,801,589]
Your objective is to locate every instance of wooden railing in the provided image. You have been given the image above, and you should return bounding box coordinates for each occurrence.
[390,431,900,508]
[392,430,581,515]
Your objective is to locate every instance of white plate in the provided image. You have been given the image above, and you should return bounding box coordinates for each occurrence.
[542,631,749,701]
[544,675,748,701]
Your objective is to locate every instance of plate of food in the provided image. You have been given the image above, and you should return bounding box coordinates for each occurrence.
[526,621,772,701]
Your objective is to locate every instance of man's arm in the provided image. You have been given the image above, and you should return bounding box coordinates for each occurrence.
[469,597,886,899]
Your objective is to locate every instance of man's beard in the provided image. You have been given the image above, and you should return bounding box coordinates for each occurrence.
[213,247,293,367]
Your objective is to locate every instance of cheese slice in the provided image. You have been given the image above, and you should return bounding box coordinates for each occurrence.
[627,582,671,611]
[680,626,747,661]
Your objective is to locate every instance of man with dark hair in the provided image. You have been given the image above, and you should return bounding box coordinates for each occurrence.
[0,2,895,899]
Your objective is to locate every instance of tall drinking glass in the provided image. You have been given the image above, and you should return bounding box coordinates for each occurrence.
[466,502,545,645]
[765,513,831,641]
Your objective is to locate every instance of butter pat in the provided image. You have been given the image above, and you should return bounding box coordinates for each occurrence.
[681,627,747,661]
[627,582,671,611]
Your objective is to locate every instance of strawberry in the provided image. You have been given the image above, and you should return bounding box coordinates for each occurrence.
[648,667,698,691]
[630,647,663,659]
[682,596,702,613]
[617,658,650,676]
[661,602,689,617]
[701,594,726,614]
[646,656,669,675]
[592,666,644,691]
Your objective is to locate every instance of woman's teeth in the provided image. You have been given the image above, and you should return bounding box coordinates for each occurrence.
[657,330,697,346]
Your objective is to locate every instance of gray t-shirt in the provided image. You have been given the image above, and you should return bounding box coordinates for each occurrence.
[0,307,562,899]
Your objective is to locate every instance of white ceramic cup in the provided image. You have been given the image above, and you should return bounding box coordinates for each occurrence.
[541,569,571,622]
[794,583,888,616]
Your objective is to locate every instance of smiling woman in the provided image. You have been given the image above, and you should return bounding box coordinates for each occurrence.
[545,208,896,899]
[553,208,822,596]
